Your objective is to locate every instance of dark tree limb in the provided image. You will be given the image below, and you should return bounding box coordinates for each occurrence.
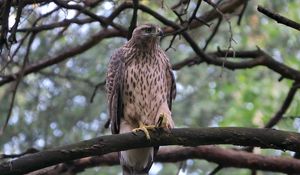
[28,145,300,175]
[0,0,48,6]
[0,0,245,87]
[52,0,107,27]
[90,80,106,103]
[244,81,300,154]
[17,18,95,33]
[171,48,300,82]
[257,5,300,31]
[0,0,12,53]
[187,0,202,25]
[209,165,223,175]
[0,29,125,86]
[203,17,222,51]
[0,148,39,159]
[1,127,300,175]
[237,0,248,25]
[1,32,36,134]
[127,0,139,40]
[265,82,300,128]
[7,0,24,44]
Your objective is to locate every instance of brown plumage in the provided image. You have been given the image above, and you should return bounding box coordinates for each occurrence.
[106,24,176,175]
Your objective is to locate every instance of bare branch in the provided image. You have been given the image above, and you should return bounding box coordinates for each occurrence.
[127,0,139,40]
[1,32,36,134]
[90,80,106,103]
[257,5,300,31]
[1,127,300,174]
[237,1,248,25]
[7,0,24,44]
[203,17,222,51]
[28,146,300,175]
[0,29,125,86]
[0,0,12,53]
[265,82,300,128]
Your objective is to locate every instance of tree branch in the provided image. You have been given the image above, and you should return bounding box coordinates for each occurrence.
[127,0,139,40]
[172,49,300,82]
[257,5,300,31]
[265,82,300,128]
[1,127,300,175]
[0,29,125,86]
[28,145,300,175]
[0,0,246,86]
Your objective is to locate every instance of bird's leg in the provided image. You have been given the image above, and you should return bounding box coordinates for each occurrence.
[132,121,156,140]
[156,113,173,128]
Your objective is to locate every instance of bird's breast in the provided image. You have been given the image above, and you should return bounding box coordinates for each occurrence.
[123,58,168,125]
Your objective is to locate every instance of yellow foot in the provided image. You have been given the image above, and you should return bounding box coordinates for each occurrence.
[132,122,156,140]
[156,113,174,128]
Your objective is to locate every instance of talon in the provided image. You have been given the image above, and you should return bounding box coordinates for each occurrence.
[157,113,168,128]
[132,122,156,140]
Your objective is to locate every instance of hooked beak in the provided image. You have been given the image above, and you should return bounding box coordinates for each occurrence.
[156,28,164,37]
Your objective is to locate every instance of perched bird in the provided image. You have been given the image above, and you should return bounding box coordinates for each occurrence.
[106,24,176,175]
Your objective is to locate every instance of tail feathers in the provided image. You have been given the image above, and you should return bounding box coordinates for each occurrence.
[122,165,149,175]
[120,147,154,175]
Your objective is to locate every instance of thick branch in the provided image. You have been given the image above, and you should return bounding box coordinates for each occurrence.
[1,127,300,175]
[28,146,300,175]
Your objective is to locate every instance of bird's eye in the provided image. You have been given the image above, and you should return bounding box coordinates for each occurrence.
[144,27,152,33]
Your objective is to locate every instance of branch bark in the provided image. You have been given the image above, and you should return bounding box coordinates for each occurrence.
[28,146,300,175]
[1,127,300,175]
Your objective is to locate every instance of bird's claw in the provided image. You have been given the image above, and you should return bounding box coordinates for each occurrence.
[132,122,156,140]
[156,113,170,128]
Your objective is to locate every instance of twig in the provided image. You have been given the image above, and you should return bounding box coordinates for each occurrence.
[203,17,222,51]
[171,0,190,10]
[1,32,36,134]
[0,148,39,159]
[209,165,223,175]
[244,82,300,153]
[53,0,107,27]
[203,0,236,50]
[187,0,202,25]
[8,0,24,44]
[0,0,12,53]
[90,80,106,103]
[265,82,300,128]
[39,71,95,87]
[176,161,185,175]
[172,10,185,24]
[0,29,124,86]
[127,0,139,40]
[257,5,300,31]
[237,0,248,25]
[165,34,178,51]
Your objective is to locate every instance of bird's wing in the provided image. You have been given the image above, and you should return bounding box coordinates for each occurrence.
[167,67,176,110]
[106,49,125,134]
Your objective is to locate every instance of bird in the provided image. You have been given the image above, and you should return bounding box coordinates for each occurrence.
[105,24,176,175]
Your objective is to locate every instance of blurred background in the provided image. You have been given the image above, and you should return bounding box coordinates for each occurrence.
[0,0,300,174]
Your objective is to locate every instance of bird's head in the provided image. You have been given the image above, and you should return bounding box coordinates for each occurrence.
[132,24,164,39]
